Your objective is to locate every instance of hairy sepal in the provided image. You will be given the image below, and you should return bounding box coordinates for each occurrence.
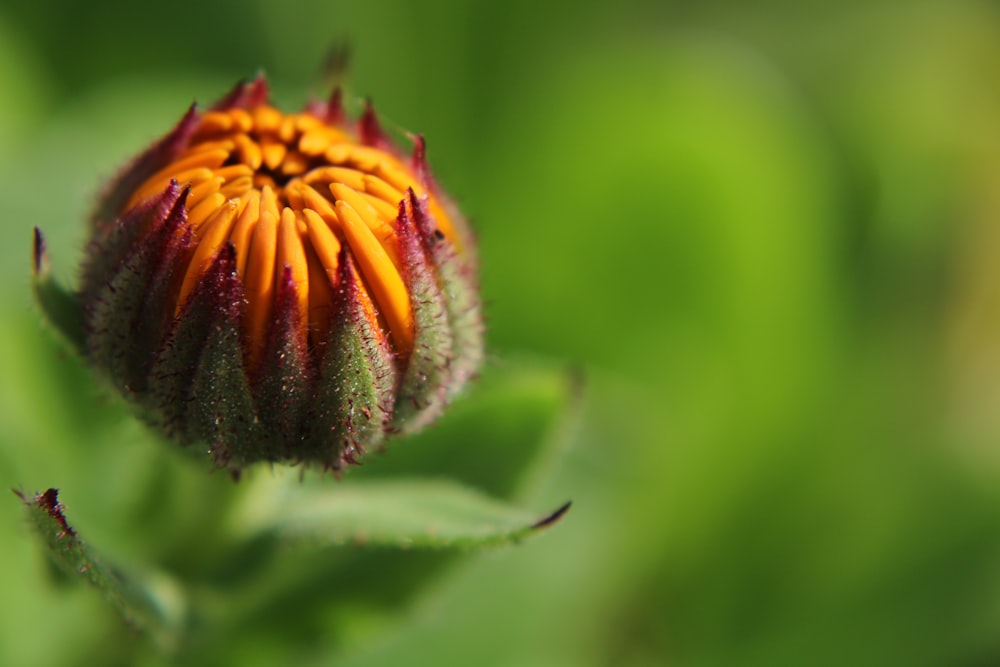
[391,196,455,434]
[304,252,396,470]
[149,243,256,463]
[253,267,311,462]
[405,190,483,403]
[84,185,195,397]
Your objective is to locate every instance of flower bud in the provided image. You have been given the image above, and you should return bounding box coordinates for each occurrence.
[48,76,482,472]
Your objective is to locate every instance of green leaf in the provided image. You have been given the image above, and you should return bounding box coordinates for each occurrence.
[31,228,85,354]
[231,476,571,550]
[14,488,185,651]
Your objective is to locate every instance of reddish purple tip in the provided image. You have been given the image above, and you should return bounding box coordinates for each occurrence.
[531,501,572,530]
[359,100,385,148]
[36,488,76,539]
[306,86,345,126]
[325,86,345,125]
[32,227,45,275]
[411,135,430,189]
[212,73,270,111]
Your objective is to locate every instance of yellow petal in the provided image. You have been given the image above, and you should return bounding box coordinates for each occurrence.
[276,207,309,341]
[335,200,412,353]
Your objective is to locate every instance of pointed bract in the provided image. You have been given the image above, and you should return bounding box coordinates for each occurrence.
[212,74,270,111]
[149,243,247,444]
[307,86,345,126]
[358,100,389,150]
[85,185,194,396]
[391,195,455,433]
[404,190,484,401]
[410,135,431,190]
[254,266,312,461]
[81,181,187,306]
[305,252,397,469]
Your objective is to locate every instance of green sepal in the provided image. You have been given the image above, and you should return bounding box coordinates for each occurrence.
[149,243,255,462]
[187,314,259,471]
[391,197,455,434]
[406,190,484,403]
[80,181,185,308]
[303,252,397,469]
[252,266,311,462]
[84,187,193,395]
[13,488,185,651]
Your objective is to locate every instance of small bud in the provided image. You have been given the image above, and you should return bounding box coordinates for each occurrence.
[48,77,483,473]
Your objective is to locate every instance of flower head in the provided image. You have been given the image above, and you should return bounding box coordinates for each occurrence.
[60,76,482,472]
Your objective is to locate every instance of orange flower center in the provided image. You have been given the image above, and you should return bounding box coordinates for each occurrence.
[126,105,457,363]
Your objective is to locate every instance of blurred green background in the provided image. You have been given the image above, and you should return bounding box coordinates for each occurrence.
[4,0,1000,665]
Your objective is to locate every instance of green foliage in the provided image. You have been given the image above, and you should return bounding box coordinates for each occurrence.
[14,477,568,658]
[231,477,570,550]
[31,229,84,354]
[14,488,184,652]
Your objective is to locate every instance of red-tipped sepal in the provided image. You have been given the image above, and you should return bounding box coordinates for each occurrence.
[81,180,187,307]
[212,74,270,111]
[148,244,256,468]
[358,100,391,150]
[84,184,195,396]
[306,86,345,126]
[253,266,311,461]
[410,135,431,190]
[404,190,483,403]
[391,196,455,434]
[304,252,397,470]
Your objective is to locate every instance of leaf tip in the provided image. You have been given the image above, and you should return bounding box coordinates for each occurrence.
[35,488,76,539]
[531,500,572,531]
[33,227,47,276]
